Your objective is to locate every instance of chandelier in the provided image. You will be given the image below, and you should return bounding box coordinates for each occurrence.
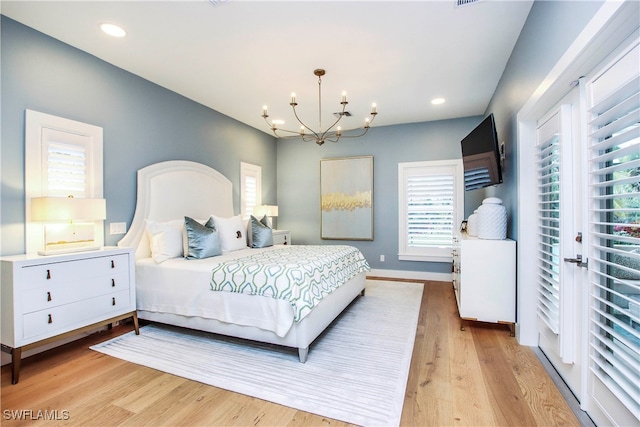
[261,69,378,145]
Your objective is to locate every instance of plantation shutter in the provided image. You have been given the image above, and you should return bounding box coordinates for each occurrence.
[42,128,91,197]
[244,175,258,217]
[536,123,562,334]
[399,160,463,263]
[240,162,262,220]
[586,42,640,416]
[407,173,455,248]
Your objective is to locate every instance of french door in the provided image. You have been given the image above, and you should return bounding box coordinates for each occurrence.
[535,36,639,426]
[536,87,584,397]
[582,38,639,427]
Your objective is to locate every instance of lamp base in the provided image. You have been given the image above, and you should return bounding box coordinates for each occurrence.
[38,246,101,256]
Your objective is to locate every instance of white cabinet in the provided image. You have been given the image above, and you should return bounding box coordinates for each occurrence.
[272,229,291,246]
[1,247,139,383]
[452,235,515,334]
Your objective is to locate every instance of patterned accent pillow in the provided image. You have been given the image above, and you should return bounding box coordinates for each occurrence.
[184,216,222,259]
[211,214,248,252]
[250,215,273,248]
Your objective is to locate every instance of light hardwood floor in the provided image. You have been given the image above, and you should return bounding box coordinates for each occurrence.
[1,280,581,426]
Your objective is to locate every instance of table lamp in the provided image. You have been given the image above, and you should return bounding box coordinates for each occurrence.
[31,196,106,255]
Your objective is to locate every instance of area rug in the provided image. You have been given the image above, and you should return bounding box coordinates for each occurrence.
[91,279,423,426]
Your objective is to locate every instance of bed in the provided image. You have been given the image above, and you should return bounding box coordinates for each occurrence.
[117,160,369,362]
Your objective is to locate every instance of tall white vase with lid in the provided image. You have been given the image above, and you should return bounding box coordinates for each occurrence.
[477,197,507,240]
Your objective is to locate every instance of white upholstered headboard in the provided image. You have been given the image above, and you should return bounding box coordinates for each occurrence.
[118,160,234,260]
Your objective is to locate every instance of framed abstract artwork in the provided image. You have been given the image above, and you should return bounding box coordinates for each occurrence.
[320,156,373,240]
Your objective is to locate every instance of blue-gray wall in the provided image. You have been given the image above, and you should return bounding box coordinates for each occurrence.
[1,0,605,276]
[477,0,604,240]
[0,16,277,256]
[276,117,479,275]
[276,0,604,273]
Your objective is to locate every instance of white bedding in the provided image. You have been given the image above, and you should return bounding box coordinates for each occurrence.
[136,247,297,337]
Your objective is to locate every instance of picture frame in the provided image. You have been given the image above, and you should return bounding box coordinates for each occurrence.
[320,156,373,240]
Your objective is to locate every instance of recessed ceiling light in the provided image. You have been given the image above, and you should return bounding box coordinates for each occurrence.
[431,97,446,105]
[100,23,126,38]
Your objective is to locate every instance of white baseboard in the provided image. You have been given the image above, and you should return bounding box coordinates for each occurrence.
[368,268,452,283]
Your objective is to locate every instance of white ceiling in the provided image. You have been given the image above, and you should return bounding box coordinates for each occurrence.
[2,0,534,135]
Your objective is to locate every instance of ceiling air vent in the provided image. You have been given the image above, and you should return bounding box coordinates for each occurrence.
[456,0,481,7]
[333,111,352,118]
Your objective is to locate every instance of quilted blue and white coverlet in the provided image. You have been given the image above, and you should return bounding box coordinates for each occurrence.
[209,245,370,322]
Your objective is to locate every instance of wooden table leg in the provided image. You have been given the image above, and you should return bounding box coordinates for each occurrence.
[11,346,21,385]
[132,312,140,335]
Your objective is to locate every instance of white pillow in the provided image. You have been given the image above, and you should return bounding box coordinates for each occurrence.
[145,219,184,263]
[211,214,248,252]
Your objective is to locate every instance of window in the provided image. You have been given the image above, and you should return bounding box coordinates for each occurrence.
[240,162,262,220]
[398,159,464,262]
[25,110,103,253]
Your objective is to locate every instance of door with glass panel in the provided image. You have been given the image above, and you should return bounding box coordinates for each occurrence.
[582,39,639,427]
[535,88,584,398]
[536,37,640,426]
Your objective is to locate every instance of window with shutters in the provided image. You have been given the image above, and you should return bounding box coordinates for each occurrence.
[43,129,92,197]
[25,110,103,253]
[240,162,262,220]
[398,159,464,262]
[586,42,639,417]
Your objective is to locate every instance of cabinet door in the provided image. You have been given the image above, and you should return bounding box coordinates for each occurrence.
[460,239,515,323]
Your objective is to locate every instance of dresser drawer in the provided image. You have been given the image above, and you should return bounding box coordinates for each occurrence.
[22,289,131,340]
[20,271,130,314]
[20,254,129,290]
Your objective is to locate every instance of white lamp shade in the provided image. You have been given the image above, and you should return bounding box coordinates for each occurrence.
[31,197,106,221]
[253,205,278,218]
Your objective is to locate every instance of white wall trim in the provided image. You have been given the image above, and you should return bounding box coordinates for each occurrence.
[368,268,452,283]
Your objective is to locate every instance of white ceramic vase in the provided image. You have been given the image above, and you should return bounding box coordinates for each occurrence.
[477,197,507,240]
[467,211,478,236]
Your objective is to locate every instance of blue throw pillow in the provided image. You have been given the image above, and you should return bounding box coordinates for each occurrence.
[184,216,222,259]
[250,215,273,248]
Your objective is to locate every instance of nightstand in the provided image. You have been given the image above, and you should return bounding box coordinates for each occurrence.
[0,247,139,384]
[272,229,291,245]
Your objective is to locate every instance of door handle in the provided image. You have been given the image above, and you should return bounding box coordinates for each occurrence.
[564,254,588,268]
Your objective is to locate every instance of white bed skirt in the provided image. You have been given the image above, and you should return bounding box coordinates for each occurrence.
[138,271,366,361]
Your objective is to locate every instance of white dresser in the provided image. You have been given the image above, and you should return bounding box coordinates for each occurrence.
[1,247,138,383]
[272,229,291,246]
[452,234,516,334]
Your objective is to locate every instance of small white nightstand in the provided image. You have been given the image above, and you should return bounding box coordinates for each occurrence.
[272,229,291,245]
[0,247,139,384]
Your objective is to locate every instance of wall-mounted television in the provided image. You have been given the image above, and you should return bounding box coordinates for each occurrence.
[460,113,502,191]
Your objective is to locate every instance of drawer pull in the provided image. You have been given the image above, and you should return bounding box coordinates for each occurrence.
[47,292,52,302]
[112,297,116,306]
[46,269,51,280]
[48,314,53,324]
[112,278,116,287]
[111,260,115,269]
